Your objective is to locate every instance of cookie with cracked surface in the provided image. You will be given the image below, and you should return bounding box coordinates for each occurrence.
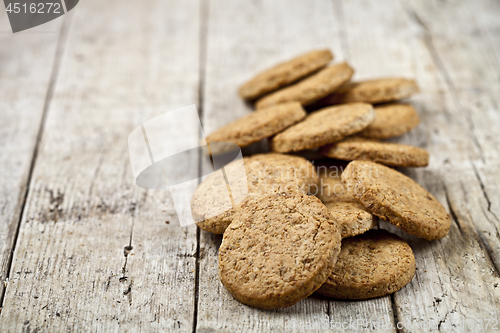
[191,153,319,234]
[320,78,419,105]
[205,102,306,155]
[325,202,377,238]
[359,103,420,139]
[270,103,375,153]
[255,62,354,109]
[316,229,415,299]
[341,160,450,240]
[320,136,429,167]
[239,49,333,100]
[219,191,341,309]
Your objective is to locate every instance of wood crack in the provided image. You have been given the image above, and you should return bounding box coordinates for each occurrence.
[443,183,464,236]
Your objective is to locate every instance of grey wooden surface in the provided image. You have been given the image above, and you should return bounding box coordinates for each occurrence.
[0,0,499,332]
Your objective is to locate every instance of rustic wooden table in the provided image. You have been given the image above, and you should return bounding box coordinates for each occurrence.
[1,0,499,331]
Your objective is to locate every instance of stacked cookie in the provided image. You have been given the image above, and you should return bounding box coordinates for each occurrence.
[191,49,451,309]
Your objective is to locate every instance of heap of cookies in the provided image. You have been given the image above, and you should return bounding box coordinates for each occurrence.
[191,49,451,309]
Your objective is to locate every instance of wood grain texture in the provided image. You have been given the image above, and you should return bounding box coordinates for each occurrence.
[197,0,395,331]
[340,0,500,331]
[0,0,499,331]
[0,11,63,299]
[0,0,201,331]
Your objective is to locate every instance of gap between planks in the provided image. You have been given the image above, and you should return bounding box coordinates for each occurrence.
[0,13,73,307]
[193,0,210,332]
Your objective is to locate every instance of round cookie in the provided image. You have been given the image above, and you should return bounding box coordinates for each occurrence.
[270,103,375,153]
[219,191,342,309]
[359,103,420,139]
[316,229,415,299]
[255,62,354,109]
[319,136,429,167]
[191,153,319,234]
[239,49,333,100]
[325,202,377,238]
[341,160,451,240]
[321,78,419,105]
[205,102,306,155]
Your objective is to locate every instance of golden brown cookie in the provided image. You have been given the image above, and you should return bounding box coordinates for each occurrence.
[359,103,420,139]
[320,136,429,167]
[255,62,354,109]
[239,49,333,100]
[205,102,306,155]
[191,153,319,234]
[325,202,377,238]
[219,191,341,309]
[316,229,415,299]
[321,78,419,105]
[270,103,375,153]
[341,161,451,240]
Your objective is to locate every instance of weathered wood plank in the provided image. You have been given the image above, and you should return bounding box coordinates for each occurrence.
[339,0,500,331]
[0,11,64,299]
[409,0,500,164]
[197,0,395,331]
[0,0,201,331]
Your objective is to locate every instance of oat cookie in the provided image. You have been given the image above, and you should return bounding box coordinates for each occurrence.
[359,103,420,139]
[316,229,415,299]
[325,202,377,238]
[192,153,318,234]
[320,136,429,167]
[239,49,333,100]
[341,161,451,240]
[270,103,375,153]
[255,62,354,109]
[219,191,341,309]
[321,78,419,105]
[205,102,306,155]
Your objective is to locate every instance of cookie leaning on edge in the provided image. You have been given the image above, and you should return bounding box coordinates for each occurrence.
[205,102,306,155]
[359,103,420,139]
[270,103,375,153]
[317,168,376,238]
[325,202,377,238]
[316,229,415,299]
[320,136,429,167]
[219,191,341,309]
[341,160,451,240]
[191,153,318,234]
[239,49,333,100]
[320,78,419,105]
[255,62,354,109]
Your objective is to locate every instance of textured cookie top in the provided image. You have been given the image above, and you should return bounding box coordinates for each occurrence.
[255,62,354,109]
[239,49,333,100]
[192,153,319,234]
[320,136,429,167]
[359,103,420,139]
[219,192,341,309]
[322,78,419,105]
[341,161,450,240]
[270,103,375,153]
[325,202,376,238]
[316,229,415,299]
[205,102,306,155]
